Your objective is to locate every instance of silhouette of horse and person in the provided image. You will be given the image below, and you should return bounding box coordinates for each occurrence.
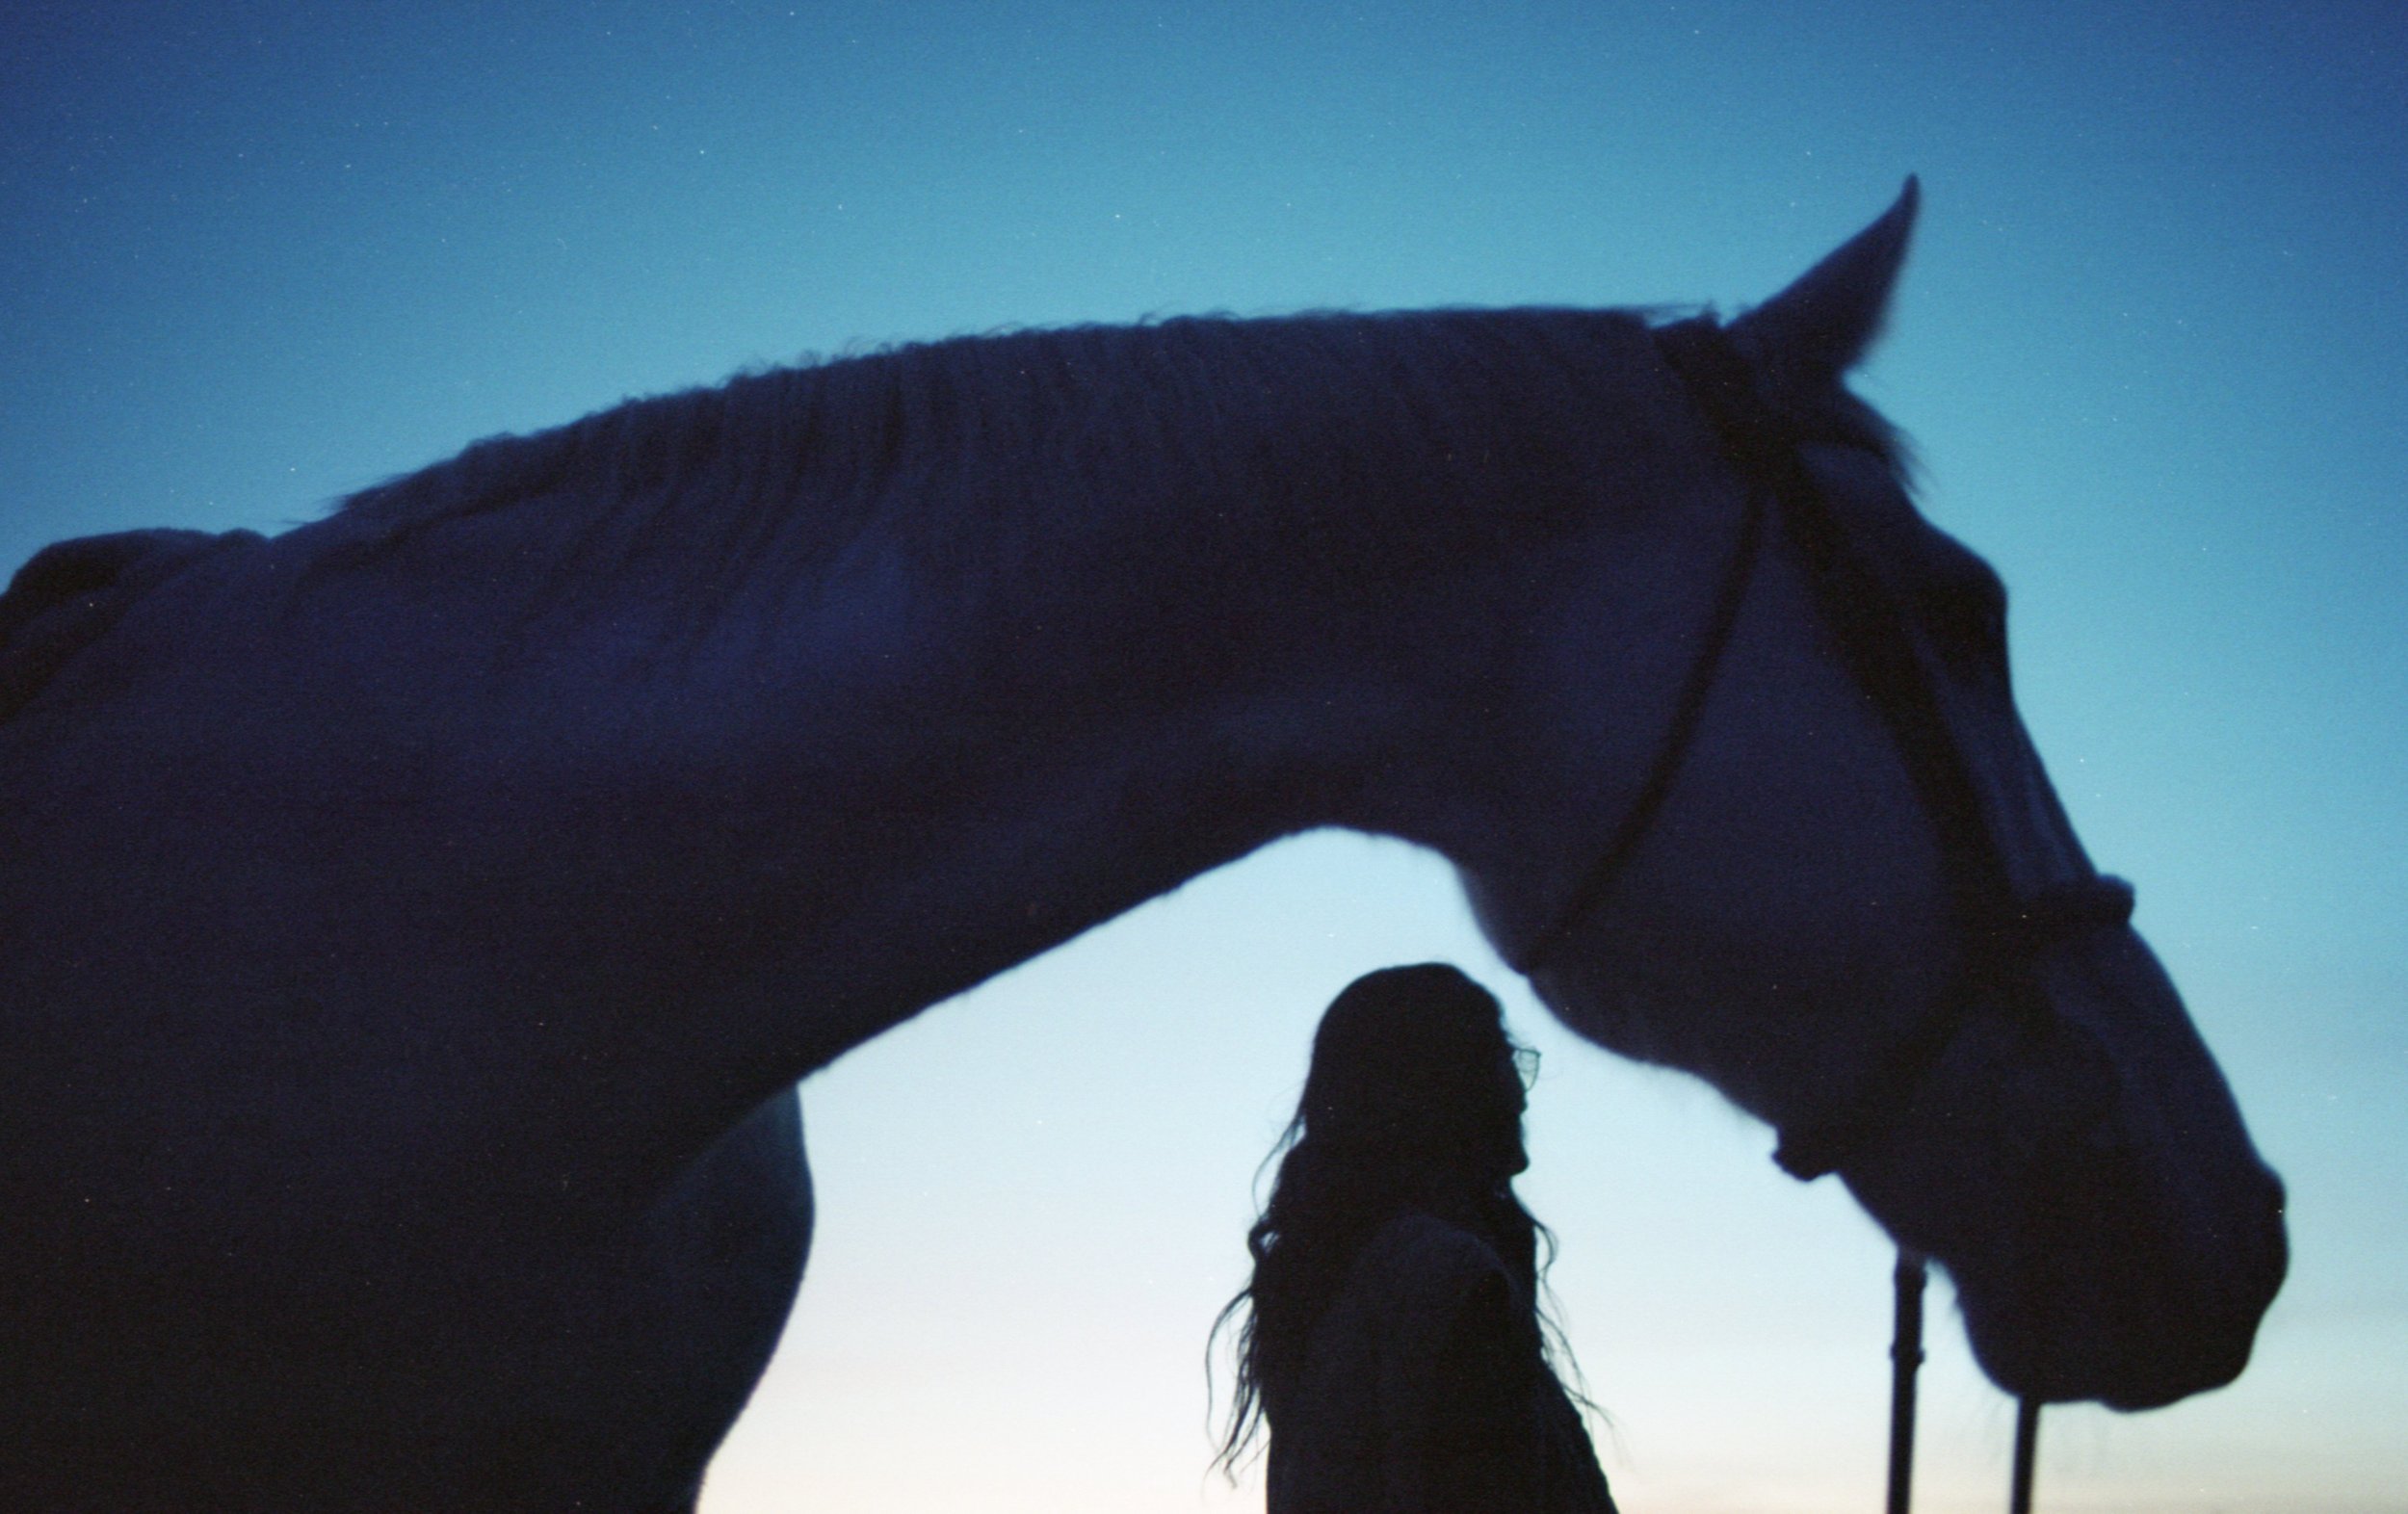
[0,181,2281,1509]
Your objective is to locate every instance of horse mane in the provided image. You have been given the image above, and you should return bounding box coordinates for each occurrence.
[322,305,1912,613]
[325,310,1629,585]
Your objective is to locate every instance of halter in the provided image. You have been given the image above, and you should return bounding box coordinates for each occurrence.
[1520,315,2135,1183]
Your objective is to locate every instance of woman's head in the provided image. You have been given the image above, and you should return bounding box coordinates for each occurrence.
[1299,962,1531,1186]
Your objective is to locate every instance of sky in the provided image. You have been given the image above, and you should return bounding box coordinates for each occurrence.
[3,2,2402,1510]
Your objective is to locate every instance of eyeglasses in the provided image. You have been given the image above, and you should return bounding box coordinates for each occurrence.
[1511,1045,1542,1090]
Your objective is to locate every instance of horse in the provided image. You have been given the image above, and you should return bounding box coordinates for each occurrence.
[0,180,2283,1510]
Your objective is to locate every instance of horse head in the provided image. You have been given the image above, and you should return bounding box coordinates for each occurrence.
[1453,182,2286,1410]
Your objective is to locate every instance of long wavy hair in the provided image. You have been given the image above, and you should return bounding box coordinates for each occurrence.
[1211,963,1585,1475]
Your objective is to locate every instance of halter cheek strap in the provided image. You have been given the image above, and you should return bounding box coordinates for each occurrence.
[1516,469,1767,972]
[1516,319,1782,969]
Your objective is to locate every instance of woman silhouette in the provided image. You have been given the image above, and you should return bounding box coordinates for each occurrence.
[1214,963,1618,1513]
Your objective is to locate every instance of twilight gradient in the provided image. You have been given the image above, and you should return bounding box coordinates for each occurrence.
[4,4,2401,1511]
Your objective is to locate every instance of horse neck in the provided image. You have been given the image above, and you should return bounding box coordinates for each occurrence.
[563,431,1514,1079]
[321,314,1687,1096]
[761,586,1343,1057]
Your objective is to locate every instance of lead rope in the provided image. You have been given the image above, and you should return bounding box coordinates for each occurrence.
[1886,1248,1926,1514]
[2009,1396,2042,1514]
[1885,1244,2045,1514]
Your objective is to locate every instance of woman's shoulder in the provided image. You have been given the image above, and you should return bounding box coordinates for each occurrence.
[1347,1211,1515,1318]
[1365,1210,1511,1267]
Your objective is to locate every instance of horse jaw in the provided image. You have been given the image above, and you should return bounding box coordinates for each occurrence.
[1837,927,2288,1409]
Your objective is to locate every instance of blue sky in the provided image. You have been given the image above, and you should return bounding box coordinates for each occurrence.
[4,3,2401,1510]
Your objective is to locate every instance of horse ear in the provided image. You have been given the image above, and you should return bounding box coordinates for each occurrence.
[1730,176,1919,389]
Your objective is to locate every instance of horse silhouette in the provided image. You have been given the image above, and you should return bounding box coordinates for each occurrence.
[0,181,2283,1510]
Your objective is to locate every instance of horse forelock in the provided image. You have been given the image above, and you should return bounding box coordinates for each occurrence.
[318,307,1689,621]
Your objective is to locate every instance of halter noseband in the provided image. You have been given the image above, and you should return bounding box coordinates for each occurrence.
[1521,315,2135,1183]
